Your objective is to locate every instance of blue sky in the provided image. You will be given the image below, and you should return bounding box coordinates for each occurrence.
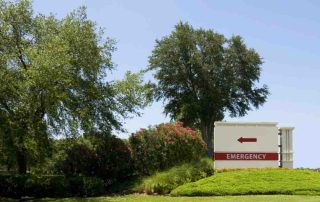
[33,0,320,168]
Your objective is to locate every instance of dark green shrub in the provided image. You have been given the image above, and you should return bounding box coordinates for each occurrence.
[0,174,104,198]
[0,174,25,198]
[95,135,133,184]
[56,143,98,176]
[68,176,105,196]
[129,122,207,175]
[82,176,105,196]
[56,134,132,184]
[41,175,70,197]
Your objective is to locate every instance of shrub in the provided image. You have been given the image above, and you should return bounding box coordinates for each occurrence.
[56,134,132,184]
[68,176,105,197]
[129,122,206,175]
[56,143,98,176]
[95,135,133,184]
[0,174,105,198]
[132,158,214,194]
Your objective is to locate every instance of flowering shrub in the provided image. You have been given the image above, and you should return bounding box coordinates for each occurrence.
[129,122,206,175]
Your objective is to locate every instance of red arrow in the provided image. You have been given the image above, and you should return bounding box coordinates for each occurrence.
[238,137,257,143]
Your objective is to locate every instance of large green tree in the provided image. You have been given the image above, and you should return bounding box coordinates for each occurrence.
[149,22,269,156]
[0,0,151,173]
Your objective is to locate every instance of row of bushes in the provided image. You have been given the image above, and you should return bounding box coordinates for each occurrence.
[1,122,208,198]
[57,122,207,181]
[0,175,105,198]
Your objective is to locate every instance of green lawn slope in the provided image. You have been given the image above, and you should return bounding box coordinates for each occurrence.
[4,195,320,202]
[171,169,320,196]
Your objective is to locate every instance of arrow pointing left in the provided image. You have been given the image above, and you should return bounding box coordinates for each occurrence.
[238,137,257,143]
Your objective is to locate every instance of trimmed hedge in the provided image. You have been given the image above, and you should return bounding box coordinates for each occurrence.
[0,174,105,198]
[171,169,320,196]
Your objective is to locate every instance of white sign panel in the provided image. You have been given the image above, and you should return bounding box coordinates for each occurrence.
[214,122,279,168]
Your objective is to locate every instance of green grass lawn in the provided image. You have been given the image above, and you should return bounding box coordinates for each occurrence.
[171,169,320,196]
[3,195,320,202]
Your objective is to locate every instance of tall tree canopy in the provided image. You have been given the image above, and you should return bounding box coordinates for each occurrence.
[149,22,269,156]
[0,0,151,173]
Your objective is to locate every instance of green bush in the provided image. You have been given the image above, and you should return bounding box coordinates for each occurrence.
[0,174,105,198]
[129,122,206,175]
[82,176,106,196]
[56,143,98,176]
[94,134,133,184]
[132,158,214,194]
[56,134,132,184]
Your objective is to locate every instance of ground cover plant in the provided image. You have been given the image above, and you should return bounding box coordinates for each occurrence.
[171,169,320,196]
[130,158,214,194]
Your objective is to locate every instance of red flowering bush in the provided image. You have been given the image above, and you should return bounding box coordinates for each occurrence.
[129,122,206,175]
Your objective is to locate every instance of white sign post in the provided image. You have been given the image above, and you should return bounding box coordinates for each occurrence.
[214,122,279,168]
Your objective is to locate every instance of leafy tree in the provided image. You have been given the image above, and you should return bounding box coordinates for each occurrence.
[148,22,269,156]
[0,0,151,173]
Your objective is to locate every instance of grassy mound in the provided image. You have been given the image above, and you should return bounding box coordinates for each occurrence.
[171,169,320,196]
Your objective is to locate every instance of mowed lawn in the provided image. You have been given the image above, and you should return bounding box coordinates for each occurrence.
[171,169,320,196]
[3,195,320,202]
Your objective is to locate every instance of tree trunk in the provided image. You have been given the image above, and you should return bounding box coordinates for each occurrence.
[15,123,28,174]
[16,149,27,174]
[200,122,214,157]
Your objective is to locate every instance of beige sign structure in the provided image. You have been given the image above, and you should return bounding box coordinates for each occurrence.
[214,122,294,169]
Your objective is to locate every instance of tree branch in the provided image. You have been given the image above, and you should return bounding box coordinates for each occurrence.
[12,24,28,70]
[0,100,14,115]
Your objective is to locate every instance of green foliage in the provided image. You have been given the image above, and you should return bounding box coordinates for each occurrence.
[148,22,269,155]
[28,138,76,175]
[0,0,152,173]
[55,143,97,177]
[94,134,133,184]
[56,134,132,184]
[129,122,206,175]
[68,176,105,197]
[16,195,320,202]
[132,158,214,194]
[0,174,105,198]
[171,169,320,196]
[113,71,154,117]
